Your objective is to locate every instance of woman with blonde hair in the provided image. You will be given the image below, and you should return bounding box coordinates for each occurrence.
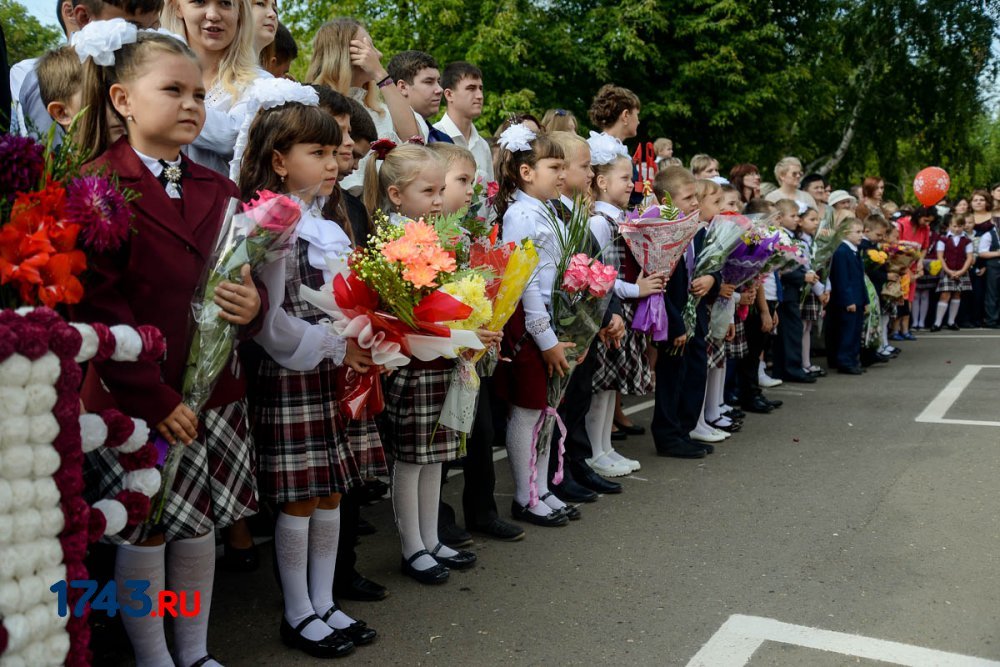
[306,18,418,192]
[161,0,269,174]
[541,108,578,133]
[764,156,816,208]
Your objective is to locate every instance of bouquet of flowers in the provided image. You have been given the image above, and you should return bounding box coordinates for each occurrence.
[0,132,135,309]
[152,190,303,523]
[803,208,855,305]
[707,219,783,341]
[862,275,882,349]
[880,242,924,299]
[682,214,753,338]
[300,215,485,424]
[618,197,703,341]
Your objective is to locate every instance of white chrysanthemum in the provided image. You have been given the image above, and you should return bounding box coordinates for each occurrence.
[28,414,60,445]
[70,322,99,362]
[125,468,161,497]
[10,478,33,507]
[34,477,59,509]
[110,324,143,361]
[32,444,61,477]
[117,418,149,454]
[13,507,41,543]
[79,413,109,453]
[23,384,57,416]
[0,386,28,416]
[0,515,12,551]
[17,575,44,613]
[2,444,34,479]
[2,415,31,449]
[28,353,60,386]
[71,17,138,65]
[498,123,536,153]
[93,498,128,536]
[0,354,32,387]
[38,507,65,538]
[0,479,11,512]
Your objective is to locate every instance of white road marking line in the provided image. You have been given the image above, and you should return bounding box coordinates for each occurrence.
[687,614,1000,667]
[917,334,1000,339]
[622,399,655,415]
[915,365,1000,427]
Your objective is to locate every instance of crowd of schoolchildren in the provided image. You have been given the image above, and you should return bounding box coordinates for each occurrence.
[7,0,1000,663]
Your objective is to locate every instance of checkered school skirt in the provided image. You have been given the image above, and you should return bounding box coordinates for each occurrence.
[936,273,972,292]
[381,364,461,464]
[725,320,749,359]
[707,340,726,369]
[84,401,258,543]
[346,418,388,478]
[801,293,821,322]
[592,300,653,395]
[253,357,362,504]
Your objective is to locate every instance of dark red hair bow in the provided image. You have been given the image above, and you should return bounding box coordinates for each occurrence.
[370,138,397,160]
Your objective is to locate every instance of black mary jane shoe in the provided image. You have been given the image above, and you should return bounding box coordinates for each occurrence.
[613,419,645,436]
[430,543,477,570]
[708,418,741,433]
[220,542,259,573]
[610,428,628,441]
[320,606,377,646]
[280,615,355,659]
[400,550,450,585]
[723,408,746,420]
[539,492,581,521]
[188,655,218,667]
[511,500,569,527]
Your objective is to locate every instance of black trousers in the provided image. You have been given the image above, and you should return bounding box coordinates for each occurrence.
[773,297,805,379]
[550,337,600,480]
[678,332,708,433]
[441,377,500,528]
[826,309,863,369]
[737,308,765,404]
[334,487,361,586]
[651,342,688,448]
[985,261,1000,326]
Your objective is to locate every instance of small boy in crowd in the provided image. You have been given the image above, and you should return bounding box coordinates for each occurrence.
[36,45,83,132]
[826,218,869,374]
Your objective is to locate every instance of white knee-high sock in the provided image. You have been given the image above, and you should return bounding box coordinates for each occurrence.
[802,321,813,369]
[704,368,725,423]
[507,406,548,515]
[934,300,948,326]
[116,544,172,667]
[418,463,459,558]
[915,291,930,327]
[948,298,961,324]
[308,507,356,630]
[168,531,219,667]
[880,314,889,348]
[584,392,609,460]
[392,460,436,570]
[275,512,329,642]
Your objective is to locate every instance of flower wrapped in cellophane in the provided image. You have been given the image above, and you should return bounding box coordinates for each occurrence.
[153,189,303,523]
[682,214,753,338]
[862,275,882,349]
[618,197,704,341]
[880,241,924,299]
[707,218,783,341]
[804,208,856,305]
[299,214,484,424]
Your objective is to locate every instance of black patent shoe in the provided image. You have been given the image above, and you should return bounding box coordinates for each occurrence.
[511,500,569,527]
[430,543,477,570]
[319,606,377,646]
[220,543,259,573]
[539,492,580,521]
[334,573,388,602]
[280,615,354,659]
[613,419,645,436]
[400,550,450,585]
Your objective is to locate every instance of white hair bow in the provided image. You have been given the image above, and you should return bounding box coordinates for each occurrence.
[587,131,628,166]
[229,78,321,182]
[498,123,536,153]
[72,18,138,66]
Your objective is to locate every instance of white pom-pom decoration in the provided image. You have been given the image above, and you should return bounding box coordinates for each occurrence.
[3,653,28,667]
[29,414,60,445]
[26,602,53,641]
[46,631,71,664]
[79,413,109,453]
[124,467,161,497]
[0,386,28,416]
[3,444,33,479]
[93,498,128,535]
[38,507,65,537]
[0,354,32,387]
[0,478,11,512]
[4,612,29,652]
[32,444,61,477]
[110,324,143,361]
[28,353,61,386]
[0,514,12,544]
[3,414,31,448]
[117,418,149,454]
[10,478,33,507]
[0,578,20,616]
[38,537,63,569]
[23,384,58,416]
[33,477,59,509]
[70,322,99,362]
[18,576,44,613]
[12,508,41,542]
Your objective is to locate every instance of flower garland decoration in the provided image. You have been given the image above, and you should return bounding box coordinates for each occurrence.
[0,307,164,666]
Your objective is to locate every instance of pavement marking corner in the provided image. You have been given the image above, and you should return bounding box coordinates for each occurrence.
[915,365,1000,427]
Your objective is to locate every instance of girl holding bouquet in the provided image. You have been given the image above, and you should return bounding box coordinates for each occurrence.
[367,144,485,584]
[585,134,665,477]
[75,29,264,667]
[493,123,578,527]
[240,101,376,657]
[798,206,829,376]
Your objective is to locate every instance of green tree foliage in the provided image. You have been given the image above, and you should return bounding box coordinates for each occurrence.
[283,0,1000,196]
[1,0,62,63]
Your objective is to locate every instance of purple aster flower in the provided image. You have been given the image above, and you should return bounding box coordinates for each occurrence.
[0,134,45,196]
[65,176,133,252]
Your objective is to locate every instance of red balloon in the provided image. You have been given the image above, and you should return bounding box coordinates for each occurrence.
[913,167,950,207]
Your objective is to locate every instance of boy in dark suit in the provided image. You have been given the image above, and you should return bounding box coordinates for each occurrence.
[772,199,818,383]
[826,219,869,374]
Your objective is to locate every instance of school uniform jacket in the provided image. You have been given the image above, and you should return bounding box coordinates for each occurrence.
[828,242,869,309]
[74,137,266,425]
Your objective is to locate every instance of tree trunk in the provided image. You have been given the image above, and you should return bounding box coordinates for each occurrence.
[815,98,862,177]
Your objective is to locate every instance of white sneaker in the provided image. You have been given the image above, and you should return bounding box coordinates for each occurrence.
[587,455,632,478]
[758,374,783,388]
[689,429,727,443]
[607,449,641,473]
[712,428,732,440]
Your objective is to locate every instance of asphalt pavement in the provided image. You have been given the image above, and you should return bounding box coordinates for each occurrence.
[206,331,1000,666]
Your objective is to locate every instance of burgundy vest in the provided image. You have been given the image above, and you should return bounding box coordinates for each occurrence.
[942,234,971,270]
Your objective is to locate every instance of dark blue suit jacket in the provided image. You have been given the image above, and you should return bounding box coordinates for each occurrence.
[829,242,868,308]
[664,227,718,342]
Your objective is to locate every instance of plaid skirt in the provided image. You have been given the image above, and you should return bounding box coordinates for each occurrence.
[592,300,652,395]
[936,273,972,292]
[346,418,388,478]
[725,320,749,359]
[253,358,362,504]
[707,340,726,369]
[84,401,258,543]
[802,293,821,322]
[381,365,461,464]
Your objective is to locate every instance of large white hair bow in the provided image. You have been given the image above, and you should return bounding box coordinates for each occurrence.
[72,18,138,66]
[229,78,321,182]
[498,123,536,153]
[587,131,628,166]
